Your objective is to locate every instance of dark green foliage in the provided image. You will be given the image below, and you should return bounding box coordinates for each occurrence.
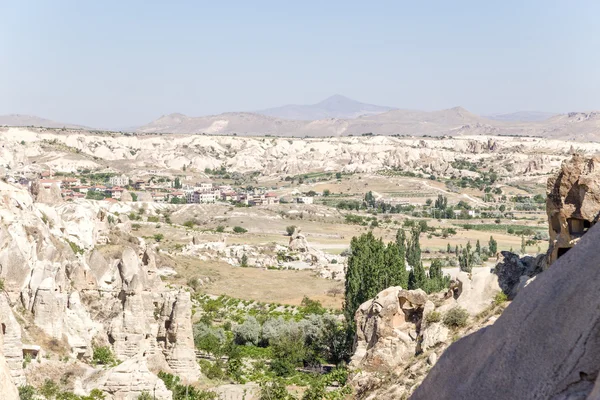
[85,191,105,200]
[443,307,469,328]
[270,329,306,376]
[300,296,326,315]
[488,236,498,255]
[286,225,297,236]
[19,385,37,400]
[233,226,248,234]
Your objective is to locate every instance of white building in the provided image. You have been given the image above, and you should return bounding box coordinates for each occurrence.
[296,196,314,204]
[109,174,129,187]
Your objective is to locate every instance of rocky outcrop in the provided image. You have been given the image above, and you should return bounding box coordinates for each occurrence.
[351,287,438,371]
[288,228,309,252]
[0,181,201,387]
[546,154,600,265]
[493,251,545,298]
[411,222,600,400]
[86,357,172,400]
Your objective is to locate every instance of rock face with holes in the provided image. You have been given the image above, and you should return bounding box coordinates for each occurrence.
[546,154,600,265]
[351,287,437,370]
[411,223,600,400]
[0,320,19,400]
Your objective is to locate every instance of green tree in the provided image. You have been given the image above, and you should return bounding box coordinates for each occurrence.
[475,239,481,255]
[174,177,182,189]
[489,236,498,255]
[323,189,331,196]
[240,253,248,267]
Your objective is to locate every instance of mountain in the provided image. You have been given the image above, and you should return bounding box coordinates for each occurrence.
[0,114,90,130]
[255,94,395,120]
[485,111,557,122]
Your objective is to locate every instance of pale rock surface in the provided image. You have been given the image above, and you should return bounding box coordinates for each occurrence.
[546,154,600,264]
[88,357,172,400]
[0,320,19,400]
[411,223,600,400]
[352,287,435,370]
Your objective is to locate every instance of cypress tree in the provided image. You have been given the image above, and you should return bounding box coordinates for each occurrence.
[476,239,481,255]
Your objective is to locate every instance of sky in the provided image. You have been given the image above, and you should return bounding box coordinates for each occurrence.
[1,0,599,129]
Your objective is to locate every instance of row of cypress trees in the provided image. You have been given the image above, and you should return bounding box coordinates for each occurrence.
[343,227,450,332]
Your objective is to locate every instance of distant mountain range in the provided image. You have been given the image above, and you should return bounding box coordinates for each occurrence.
[0,114,90,130]
[484,111,557,122]
[2,97,600,141]
[256,94,395,120]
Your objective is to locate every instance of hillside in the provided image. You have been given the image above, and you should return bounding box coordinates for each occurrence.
[256,94,395,120]
[0,114,90,130]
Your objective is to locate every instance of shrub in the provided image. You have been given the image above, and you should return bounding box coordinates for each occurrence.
[132,223,141,230]
[18,385,37,400]
[93,345,117,366]
[425,311,442,324]
[66,240,84,255]
[137,392,153,400]
[233,226,248,234]
[183,220,195,228]
[494,291,508,305]
[285,225,297,236]
[215,225,225,233]
[39,379,60,399]
[147,216,159,223]
[443,307,469,328]
[233,316,261,345]
[153,234,164,242]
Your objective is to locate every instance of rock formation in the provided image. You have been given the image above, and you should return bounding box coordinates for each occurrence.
[493,251,544,298]
[351,287,441,371]
[288,227,309,252]
[546,154,600,264]
[85,357,172,400]
[0,180,200,396]
[411,222,600,400]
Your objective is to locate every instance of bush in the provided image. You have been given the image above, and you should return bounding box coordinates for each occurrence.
[153,233,164,242]
[494,291,508,305]
[443,307,469,328]
[285,225,297,236]
[137,392,153,400]
[215,225,225,233]
[183,220,195,228]
[425,311,442,324]
[18,385,37,400]
[93,345,117,366]
[233,226,248,234]
[233,316,261,345]
[147,216,159,223]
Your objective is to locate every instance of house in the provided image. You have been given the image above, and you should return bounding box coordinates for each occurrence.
[152,192,167,202]
[72,185,90,194]
[91,185,106,192]
[296,196,314,204]
[39,179,62,189]
[40,170,54,178]
[221,191,237,201]
[109,174,129,187]
[265,193,280,205]
[196,183,213,192]
[61,177,81,187]
[105,186,124,200]
[133,180,146,190]
[193,191,216,203]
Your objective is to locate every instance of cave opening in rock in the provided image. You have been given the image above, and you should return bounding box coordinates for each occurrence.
[1,323,5,335]
[557,247,570,259]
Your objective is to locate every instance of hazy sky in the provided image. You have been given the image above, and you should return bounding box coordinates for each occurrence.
[1,0,598,129]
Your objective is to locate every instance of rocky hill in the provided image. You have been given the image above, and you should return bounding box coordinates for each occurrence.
[0,114,90,130]
[4,127,598,180]
[135,107,600,140]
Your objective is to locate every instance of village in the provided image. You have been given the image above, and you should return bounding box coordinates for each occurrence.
[2,169,295,206]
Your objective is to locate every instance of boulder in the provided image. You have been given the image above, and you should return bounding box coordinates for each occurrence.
[288,228,309,252]
[411,222,600,400]
[494,251,544,298]
[90,357,172,400]
[352,287,435,370]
